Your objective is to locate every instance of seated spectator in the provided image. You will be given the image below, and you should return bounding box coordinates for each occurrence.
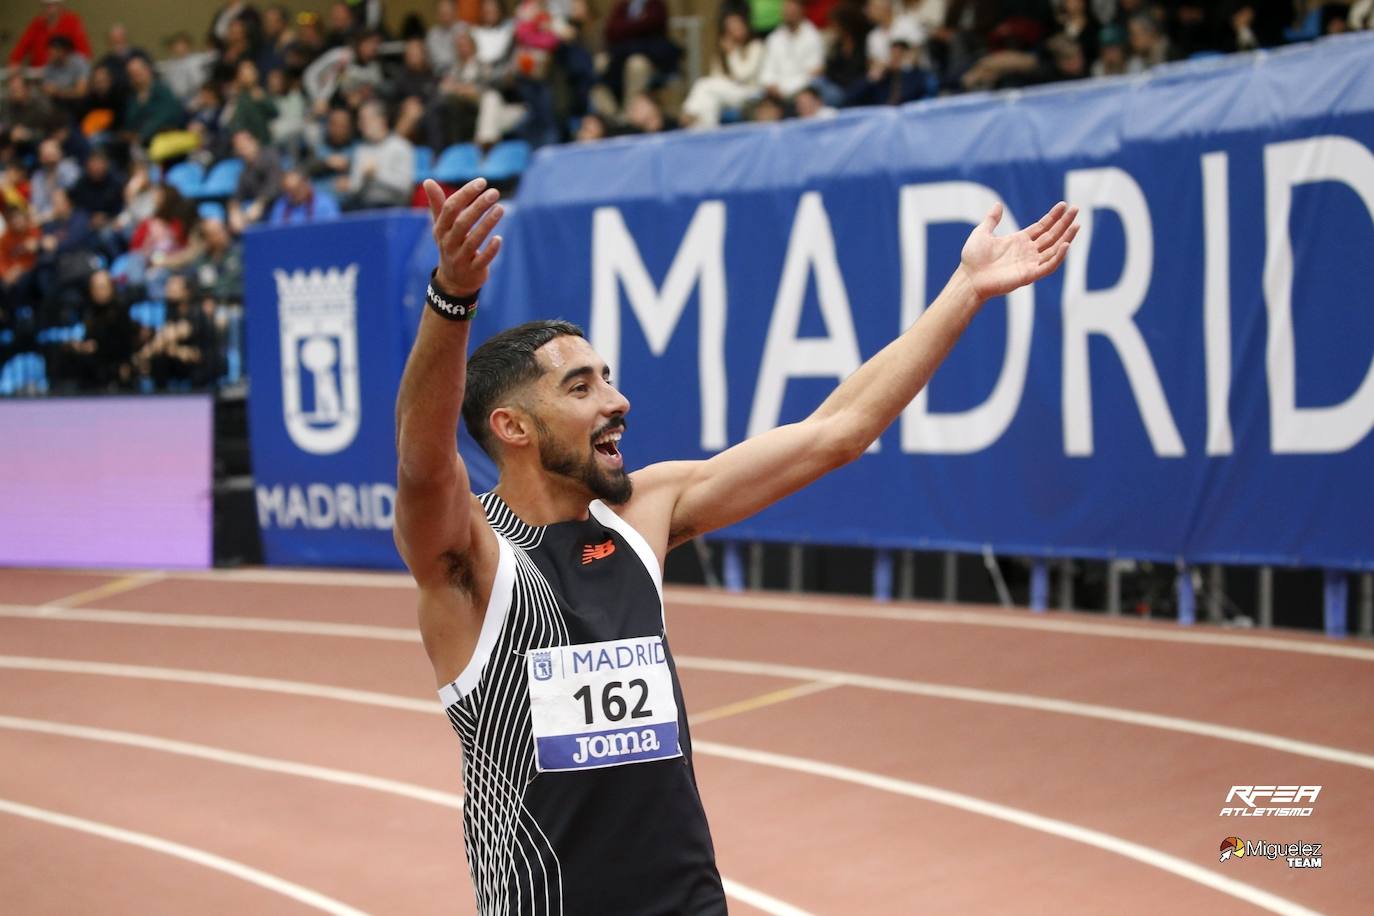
[125,54,186,146]
[1126,12,1170,73]
[0,207,41,326]
[1351,0,1373,29]
[1093,23,1128,75]
[602,0,682,106]
[622,91,675,134]
[850,37,930,104]
[128,184,196,293]
[269,67,310,153]
[187,83,227,159]
[227,129,284,234]
[210,15,260,87]
[29,138,81,224]
[1054,0,1101,65]
[80,64,127,139]
[428,29,496,148]
[865,0,927,73]
[159,32,213,104]
[391,37,437,106]
[41,35,92,113]
[751,94,787,122]
[97,23,146,90]
[1321,3,1353,34]
[53,269,142,391]
[760,0,826,103]
[188,217,245,301]
[473,0,517,68]
[34,188,97,315]
[821,6,870,103]
[304,107,357,182]
[3,74,66,160]
[270,168,342,225]
[209,1,263,53]
[133,272,221,390]
[256,4,293,75]
[222,60,279,145]
[69,149,125,228]
[9,0,92,69]
[428,0,464,72]
[681,10,764,129]
[337,101,415,210]
[304,28,386,112]
[575,111,610,142]
[794,85,836,119]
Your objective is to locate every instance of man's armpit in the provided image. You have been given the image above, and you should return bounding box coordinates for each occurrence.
[440,549,476,595]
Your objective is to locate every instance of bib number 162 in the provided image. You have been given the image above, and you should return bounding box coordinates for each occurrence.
[572,679,652,725]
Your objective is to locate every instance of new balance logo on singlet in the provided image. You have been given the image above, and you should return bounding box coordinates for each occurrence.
[581,539,615,564]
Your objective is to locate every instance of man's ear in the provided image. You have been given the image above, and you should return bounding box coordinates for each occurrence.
[489,406,531,450]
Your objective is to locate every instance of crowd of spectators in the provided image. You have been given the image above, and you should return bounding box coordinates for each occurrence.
[0,0,1370,394]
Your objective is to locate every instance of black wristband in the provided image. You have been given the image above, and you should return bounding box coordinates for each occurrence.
[427,269,480,321]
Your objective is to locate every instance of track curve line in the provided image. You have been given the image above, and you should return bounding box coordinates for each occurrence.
[674,656,1374,770]
[4,651,1370,773]
[0,708,807,916]
[0,797,371,916]
[669,591,1374,662]
[693,742,1321,916]
[0,716,465,808]
[0,657,1314,915]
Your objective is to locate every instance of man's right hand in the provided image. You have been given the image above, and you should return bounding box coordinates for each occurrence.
[423,178,504,298]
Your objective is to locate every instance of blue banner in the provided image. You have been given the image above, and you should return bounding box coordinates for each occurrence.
[246,34,1374,570]
[488,34,1374,570]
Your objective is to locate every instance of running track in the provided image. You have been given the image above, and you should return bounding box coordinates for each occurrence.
[1,567,1370,915]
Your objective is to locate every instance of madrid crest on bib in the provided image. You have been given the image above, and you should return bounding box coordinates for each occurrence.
[274,265,362,456]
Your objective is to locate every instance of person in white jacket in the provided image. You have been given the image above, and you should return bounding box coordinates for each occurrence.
[759,0,825,101]
[339,100,415,210]
[681,11,764,128]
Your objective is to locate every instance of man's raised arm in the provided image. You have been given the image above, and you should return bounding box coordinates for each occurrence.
[645,201,1079,548]
[394,178,503,585]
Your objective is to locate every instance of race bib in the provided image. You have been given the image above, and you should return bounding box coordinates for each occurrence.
[527,635,682,772]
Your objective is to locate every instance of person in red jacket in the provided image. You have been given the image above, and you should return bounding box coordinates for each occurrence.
[8,1,93,69]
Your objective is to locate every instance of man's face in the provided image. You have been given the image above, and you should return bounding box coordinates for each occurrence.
[39,140,60,168]
[519,336,633,504]
[783,1,804,28]
[326,110,353,145]
[128,58,150,89]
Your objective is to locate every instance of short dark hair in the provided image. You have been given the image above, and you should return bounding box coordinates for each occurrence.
[462,319,585,458]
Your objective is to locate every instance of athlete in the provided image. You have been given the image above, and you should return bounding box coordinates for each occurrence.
[396,176,1078,914]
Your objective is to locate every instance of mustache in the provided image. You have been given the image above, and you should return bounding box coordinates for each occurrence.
[590,417,627,444]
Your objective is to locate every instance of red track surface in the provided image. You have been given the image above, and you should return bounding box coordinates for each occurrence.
[1,567,1370,915]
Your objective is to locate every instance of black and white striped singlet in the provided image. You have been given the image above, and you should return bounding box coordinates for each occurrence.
[439,492,726,915]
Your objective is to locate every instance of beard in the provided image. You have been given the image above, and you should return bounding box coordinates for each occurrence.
[534,415,633,504]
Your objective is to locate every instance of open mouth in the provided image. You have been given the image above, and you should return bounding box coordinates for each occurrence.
[592,427,623,460]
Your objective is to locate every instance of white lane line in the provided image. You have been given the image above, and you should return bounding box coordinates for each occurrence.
[0,656,436,712]
[0,658,1311,916]
[720,878,814,916]
[0,797,371,916]
[667,590,1374,662]
[5,627,1371,772]
[692,742,1321,916]
[0,604,417,641]
[0,716,464,809]
[675,656,1374,771]
[0,716,801,916]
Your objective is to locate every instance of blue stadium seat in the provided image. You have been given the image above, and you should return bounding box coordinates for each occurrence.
[0,352,48,395]
[194,158,245,199]
[481,141,531,182]
[414,146,435,182]
[130,300,167,330]
[433,143,481,183]
[36,324,85,344]
[198,200,227,222]
[164,160,205,197]
[109,252,135,281]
